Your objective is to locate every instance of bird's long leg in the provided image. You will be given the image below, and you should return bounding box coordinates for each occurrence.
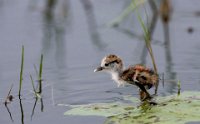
[139,90,147,100]
[135,82,152,101]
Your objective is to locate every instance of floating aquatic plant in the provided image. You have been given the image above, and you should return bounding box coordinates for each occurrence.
[64,91,200,124]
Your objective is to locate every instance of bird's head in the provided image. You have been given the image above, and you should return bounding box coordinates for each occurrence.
[94,54,123,73]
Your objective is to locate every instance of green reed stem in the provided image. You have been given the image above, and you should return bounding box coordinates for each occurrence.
[132,0,157,73]
[18,46,24,97]
[38,54,43,94]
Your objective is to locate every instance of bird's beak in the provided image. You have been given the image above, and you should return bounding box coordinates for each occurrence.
[94,66,104,72]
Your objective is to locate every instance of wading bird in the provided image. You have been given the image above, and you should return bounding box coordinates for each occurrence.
[94,54,159,101]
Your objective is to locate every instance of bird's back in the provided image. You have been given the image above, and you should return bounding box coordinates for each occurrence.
[120,64,159,89]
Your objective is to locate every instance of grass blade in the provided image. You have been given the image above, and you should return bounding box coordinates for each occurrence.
[18,45,24,97]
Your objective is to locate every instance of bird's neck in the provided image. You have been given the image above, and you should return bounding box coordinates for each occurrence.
[110,69,124,87]
[111,71,120,82]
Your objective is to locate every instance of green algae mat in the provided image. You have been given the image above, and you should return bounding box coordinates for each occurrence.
[63,91,200,124]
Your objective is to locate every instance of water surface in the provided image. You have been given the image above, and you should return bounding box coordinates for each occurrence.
[0,0,200,124]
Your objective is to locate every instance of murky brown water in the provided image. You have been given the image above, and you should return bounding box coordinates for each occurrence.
[0,0,200,124]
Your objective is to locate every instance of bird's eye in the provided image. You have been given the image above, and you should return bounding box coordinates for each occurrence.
[105,63,109,66]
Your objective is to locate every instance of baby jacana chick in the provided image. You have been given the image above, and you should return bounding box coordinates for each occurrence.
[94,54,159,101]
